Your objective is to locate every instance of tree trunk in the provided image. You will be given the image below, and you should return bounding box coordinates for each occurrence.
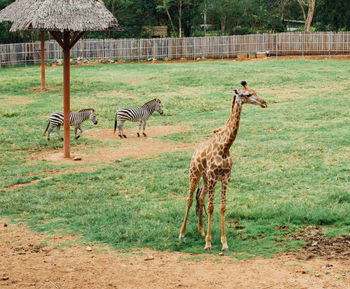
[164,0,177,36]
[297,0,307,21]
[179,0,182,37]
[304,0,315,32]
[220,16,226,33]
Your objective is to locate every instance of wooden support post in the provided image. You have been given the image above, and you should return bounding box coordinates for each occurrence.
[63,31,71,158]
[41,31,45,90]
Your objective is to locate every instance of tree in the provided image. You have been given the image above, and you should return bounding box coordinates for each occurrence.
[296,0,315,32]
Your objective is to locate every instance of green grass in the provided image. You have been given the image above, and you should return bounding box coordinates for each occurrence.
[0,58,349,257]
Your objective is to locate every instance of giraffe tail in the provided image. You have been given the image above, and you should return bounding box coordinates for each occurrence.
[42,121,50,137]
[196,187,207,216]
[114,115,117,134]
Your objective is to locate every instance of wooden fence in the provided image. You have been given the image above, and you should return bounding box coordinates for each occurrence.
[1,31,350,66]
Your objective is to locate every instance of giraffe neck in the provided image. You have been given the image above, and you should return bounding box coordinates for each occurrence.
[223,97,242,151]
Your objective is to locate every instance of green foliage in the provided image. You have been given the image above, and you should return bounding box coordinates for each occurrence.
[0,59,349,256]
[1,0,349,44]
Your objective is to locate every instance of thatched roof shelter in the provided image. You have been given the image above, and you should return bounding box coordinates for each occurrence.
[0,0,122,32]
[0,0,122,158]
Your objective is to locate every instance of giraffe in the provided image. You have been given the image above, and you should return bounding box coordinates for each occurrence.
[179,81,267,251]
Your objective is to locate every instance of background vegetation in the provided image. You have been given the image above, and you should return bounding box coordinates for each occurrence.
[1,0,350,43]
[0,58,349,255]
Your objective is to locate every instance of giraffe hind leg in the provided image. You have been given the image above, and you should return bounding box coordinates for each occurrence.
[179,171,201,239]
[197,175,208,237]
[204,179,217,251]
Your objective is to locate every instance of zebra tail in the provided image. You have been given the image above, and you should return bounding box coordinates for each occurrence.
[114,115,117,134]
[42,121,50,137]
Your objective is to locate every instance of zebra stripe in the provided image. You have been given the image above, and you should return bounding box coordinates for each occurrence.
[43,108,98,140]
[114,98,163,138]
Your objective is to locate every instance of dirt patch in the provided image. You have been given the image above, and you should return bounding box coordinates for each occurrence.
[31,126,195,164]
[293,226,350,260]
[0,219,349,289]
[28,87,57,93]
[1,96,34,107]
[267,55,350,60]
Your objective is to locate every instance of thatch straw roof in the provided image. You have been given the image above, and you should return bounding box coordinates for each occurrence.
[0,0,122,32]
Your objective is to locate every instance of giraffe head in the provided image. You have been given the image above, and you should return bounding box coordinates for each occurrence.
[232,81,267,108]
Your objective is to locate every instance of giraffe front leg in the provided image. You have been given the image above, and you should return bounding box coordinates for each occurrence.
[204,180,217,251]
[220,176,230,251]
[179,171,200,239]
[142,121,147,137]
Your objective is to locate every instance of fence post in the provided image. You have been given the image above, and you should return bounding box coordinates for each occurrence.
[275,34,278,58]
[302,32,304,57]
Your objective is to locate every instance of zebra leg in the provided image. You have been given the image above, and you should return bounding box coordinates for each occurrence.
[142,121,147,137]
[118,120,126,139]
[56,125,63,141]
[75,126,82,139]
[137,121,142,137]
[47,125,54,141]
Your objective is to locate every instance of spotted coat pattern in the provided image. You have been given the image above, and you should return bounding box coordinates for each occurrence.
[179,81,267,251]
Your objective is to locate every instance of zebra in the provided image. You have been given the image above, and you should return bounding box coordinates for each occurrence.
[114,98,163,138]
[42,108,98,141]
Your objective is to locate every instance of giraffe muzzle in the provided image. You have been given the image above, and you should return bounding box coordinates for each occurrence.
[260,101,267,108]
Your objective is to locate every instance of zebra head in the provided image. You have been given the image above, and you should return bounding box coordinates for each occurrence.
[232,81,267,108]
[154,99,163,115]
[87,109,98,125]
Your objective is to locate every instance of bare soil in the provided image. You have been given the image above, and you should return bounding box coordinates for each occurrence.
[1,219,349,289]
[32,126,195,164]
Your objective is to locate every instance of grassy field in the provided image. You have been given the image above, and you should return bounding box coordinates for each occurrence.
[0,58,349,257]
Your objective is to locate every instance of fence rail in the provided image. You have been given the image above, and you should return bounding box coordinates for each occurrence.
[1,32,350,66]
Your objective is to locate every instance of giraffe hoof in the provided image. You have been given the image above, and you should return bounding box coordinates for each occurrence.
[198,229,205,237]
[204,247,212,251]
[137,133,140,137]
[143,133,147,137]
[123,135,127,138]
[221,247,229,252]
[118,135,123,139]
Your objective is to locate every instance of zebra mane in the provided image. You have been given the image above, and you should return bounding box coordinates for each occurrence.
[142,99,160,107]
[79,108,95,113]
